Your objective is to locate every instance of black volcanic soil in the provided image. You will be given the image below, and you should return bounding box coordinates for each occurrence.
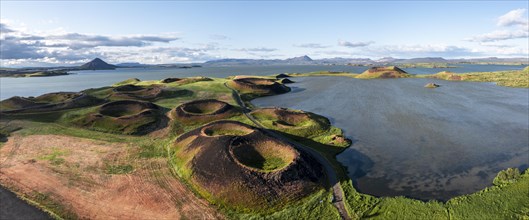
[174,120,324,209]
[0,92,104,113]
[171,99,239,124]
[230,77,290,95]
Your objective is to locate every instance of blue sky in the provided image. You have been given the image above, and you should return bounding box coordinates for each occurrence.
[1,1,528,67]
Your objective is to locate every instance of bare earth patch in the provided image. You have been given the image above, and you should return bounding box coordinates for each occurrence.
[0,135,221,219]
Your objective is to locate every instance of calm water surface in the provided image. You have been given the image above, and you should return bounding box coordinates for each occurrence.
[252,76,529,201]
[1,64,525,100]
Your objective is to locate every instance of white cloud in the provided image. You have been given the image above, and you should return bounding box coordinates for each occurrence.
[365,44,479,58]
[468,8,529,42]
[469,29,529,42]
[479,42,514,48]
[497,8,529,27]
[338,40,373,48]
[234,47,277,52]
[293,43,330,49]
[210,34,228,40]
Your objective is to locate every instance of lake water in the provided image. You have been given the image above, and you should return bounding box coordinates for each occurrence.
[1,64,526,100]
[252,76,529,201]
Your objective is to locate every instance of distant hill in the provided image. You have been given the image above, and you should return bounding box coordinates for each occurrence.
[80,58,117,70]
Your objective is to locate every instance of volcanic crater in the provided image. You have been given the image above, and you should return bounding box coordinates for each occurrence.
[228,77,290,95]
[174,120,324,208]
[250,107,331,137]
[78,100,165,135]
[171,99,239,124]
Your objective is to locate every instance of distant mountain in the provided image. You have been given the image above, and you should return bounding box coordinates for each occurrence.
[80,58,117,70]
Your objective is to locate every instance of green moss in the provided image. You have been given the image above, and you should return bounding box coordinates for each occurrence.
[38,147,68,165]
[105,164,134,174]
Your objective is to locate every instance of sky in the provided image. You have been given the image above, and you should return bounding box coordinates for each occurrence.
[1,1,528,67]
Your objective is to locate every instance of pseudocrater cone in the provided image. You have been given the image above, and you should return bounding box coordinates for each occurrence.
[111,85,164,100]
[99,100,158,118]
[228,77,290,95]
[181,100,228,115]
[251,107,331,137]
[174,120,323,209]
[172,99,238,124]
[77,100,164,135]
